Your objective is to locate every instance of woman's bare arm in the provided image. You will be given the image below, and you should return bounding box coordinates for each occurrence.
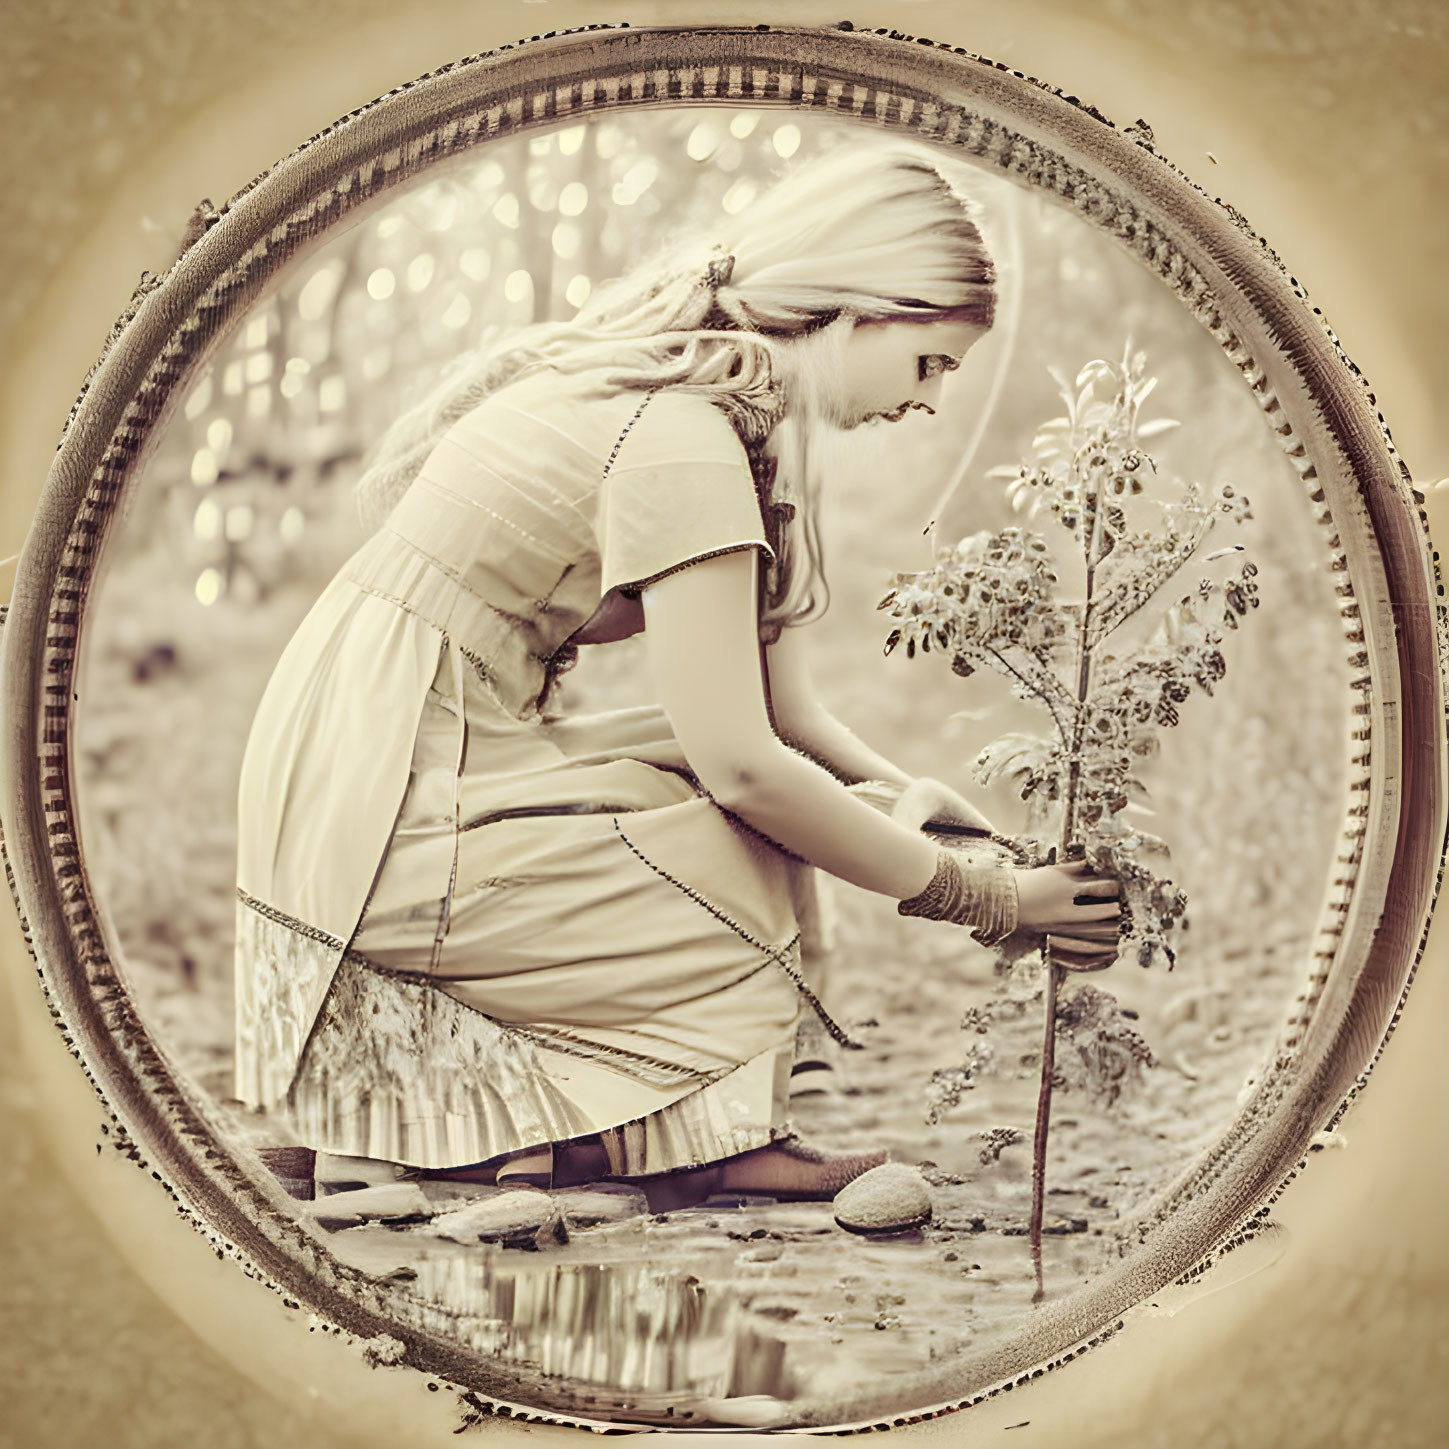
[764,613,1001,837]
[641,549,1120,960]
[762,623,913,789]
[641,549,939,899]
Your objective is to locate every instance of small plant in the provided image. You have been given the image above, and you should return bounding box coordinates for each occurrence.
[881,343,1259,1293]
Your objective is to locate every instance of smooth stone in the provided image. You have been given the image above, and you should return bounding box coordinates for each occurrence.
[303,1182,433,1229]
[741,1241,785,1263]
[832,1162,933,1235]
[552,1184,647,1230]
[430,1188,557,1244]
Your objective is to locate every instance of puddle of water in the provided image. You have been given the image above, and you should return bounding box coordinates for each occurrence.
[416,1253,793,1400]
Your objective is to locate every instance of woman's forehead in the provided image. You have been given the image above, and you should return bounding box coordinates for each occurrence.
[900,318,988,355]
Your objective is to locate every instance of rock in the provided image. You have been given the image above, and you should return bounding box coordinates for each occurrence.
[832,1163,932,1235]
[553,1183,647,1230]
[741,1241,784,1263]
[430,1188,559,1245]
[303,1182,433,1230]
[1003,1216,1088,1237]
[1042,1216,1090,1236]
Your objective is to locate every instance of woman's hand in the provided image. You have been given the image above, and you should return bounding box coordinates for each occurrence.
[890,776,998,837]
[1013,861,1123,972]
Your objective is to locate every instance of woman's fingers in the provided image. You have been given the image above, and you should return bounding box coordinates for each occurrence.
[1067,899,1122,922]
[1049,933,1105,952]
[1018,866,1120,934]
[1053,863,1120,896]
[1057,953,1119,974]
[1053,875,1119,921]
[1041,919,1120,941]
[1047,933,1120,970]
[1075,881,1121,900]
[893,777,997,836]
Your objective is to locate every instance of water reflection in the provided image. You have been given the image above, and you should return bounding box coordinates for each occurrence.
[406,1252,793,1403]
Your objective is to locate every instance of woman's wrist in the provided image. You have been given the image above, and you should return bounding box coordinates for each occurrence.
[897,846,1019,946]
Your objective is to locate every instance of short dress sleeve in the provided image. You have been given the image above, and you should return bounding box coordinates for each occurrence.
[597,390,776,597]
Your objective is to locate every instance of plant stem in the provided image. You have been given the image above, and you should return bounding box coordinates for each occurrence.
[1029,941,1060,1302]
[1030,430,1109,1300]
[984,645,1072,744]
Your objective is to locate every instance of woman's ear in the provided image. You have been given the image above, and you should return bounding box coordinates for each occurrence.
[770,311,853,426]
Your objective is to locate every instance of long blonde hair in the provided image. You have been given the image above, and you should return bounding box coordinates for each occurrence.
[354,139,996,634]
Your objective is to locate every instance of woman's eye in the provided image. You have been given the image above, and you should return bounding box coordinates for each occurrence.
[917,354,961,382]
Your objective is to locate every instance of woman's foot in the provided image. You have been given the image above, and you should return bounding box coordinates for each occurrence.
[413,1134,612,1190]
[412,1161,499,1186]
[495,1143,554,1189]
[627,1137,887,1213]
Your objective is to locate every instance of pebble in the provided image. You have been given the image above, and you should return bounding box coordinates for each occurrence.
[553,1184,647,1230]
[741,1241,785,1263]
[304,1182,433,1230]
[430,1189,559,1245]
[1002,1216,1088,1236]
[832,1163,933,1235]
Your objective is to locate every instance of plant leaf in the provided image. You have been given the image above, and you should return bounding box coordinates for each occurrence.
[974,732,1053,788]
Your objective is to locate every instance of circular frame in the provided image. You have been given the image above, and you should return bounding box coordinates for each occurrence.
[1,19,1444,1432]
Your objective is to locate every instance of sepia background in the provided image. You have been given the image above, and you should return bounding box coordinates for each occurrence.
[1,0,1446,1445]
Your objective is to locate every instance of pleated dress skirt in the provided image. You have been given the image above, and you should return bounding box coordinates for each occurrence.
[267,628,815,1175]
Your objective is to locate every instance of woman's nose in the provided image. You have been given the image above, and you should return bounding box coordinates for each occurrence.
[912,372,946,409]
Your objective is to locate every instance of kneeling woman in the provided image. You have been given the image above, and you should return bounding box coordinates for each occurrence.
[233,143,1120,1207]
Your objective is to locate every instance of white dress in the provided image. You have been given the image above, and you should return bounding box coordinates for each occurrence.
[233,368,838,1173]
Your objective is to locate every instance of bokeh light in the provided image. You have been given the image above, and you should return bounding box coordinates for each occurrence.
[194,567,221,606]
[441,294,473,330]
[552,222,581,260]
[190,448,219,487]
[492,193,521,228]
[773,123,802,158]
[193,498,221,540]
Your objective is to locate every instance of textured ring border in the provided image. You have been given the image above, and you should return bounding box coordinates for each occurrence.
[1,19,1445,1434]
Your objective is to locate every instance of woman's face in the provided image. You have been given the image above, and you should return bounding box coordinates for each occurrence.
[836,316,989,427]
